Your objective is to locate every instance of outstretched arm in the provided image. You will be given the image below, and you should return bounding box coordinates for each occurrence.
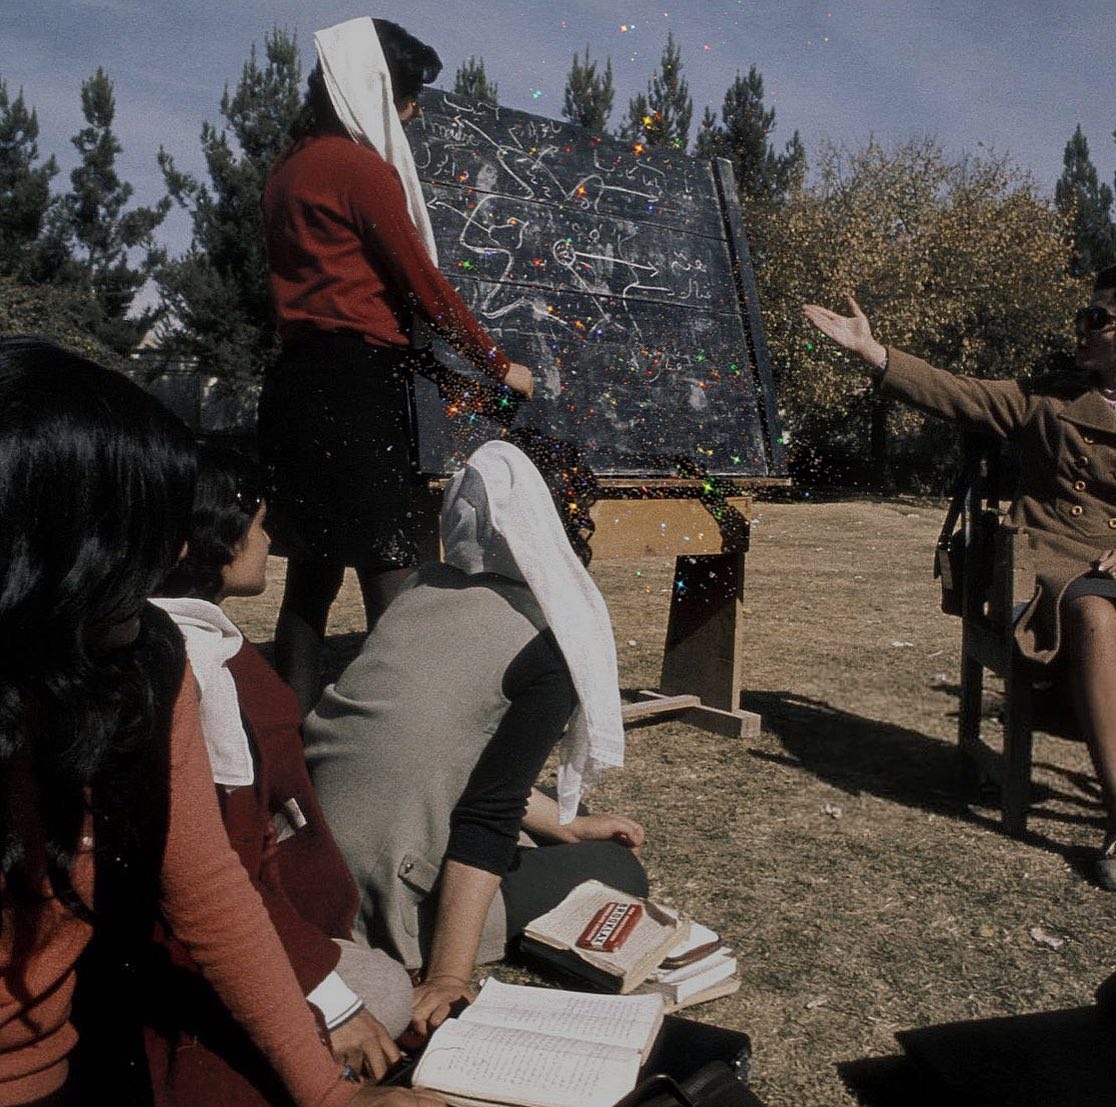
[802,296,887,372]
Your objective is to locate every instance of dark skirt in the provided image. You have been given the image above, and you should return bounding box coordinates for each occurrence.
[258,331,425,569]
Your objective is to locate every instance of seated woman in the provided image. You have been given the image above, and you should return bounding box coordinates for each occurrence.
[804,265,1116,887]
[0,337,439,1107]
[304,441,649,1034]
[148,446,414,1101]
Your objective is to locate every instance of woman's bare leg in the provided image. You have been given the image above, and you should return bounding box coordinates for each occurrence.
[1061,595,1116,861]
[274,560,346,716]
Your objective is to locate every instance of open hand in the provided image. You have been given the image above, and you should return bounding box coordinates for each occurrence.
[1093,549,1116,576]
[802,296,886,367]
[329,1008,402,1082]
[503,362,534,399]
[410,974,475,1038]
[569,813,647,856]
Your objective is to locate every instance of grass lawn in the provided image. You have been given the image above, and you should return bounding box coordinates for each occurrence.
[225,495,1111,1107]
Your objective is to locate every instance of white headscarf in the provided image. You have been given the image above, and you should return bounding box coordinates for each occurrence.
[313,16,438,264]
[149,597,254,788]
[441,441,625,823]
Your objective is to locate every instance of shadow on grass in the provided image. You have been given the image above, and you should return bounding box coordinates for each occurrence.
[740,689,1104,871]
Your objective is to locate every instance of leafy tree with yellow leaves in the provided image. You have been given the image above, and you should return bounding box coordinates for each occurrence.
[758,137,1084,489]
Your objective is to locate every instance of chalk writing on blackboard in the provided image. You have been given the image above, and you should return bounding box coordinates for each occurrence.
[410,91,783,479]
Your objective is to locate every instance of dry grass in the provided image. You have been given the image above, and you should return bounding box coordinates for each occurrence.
[225,496,1112,1107]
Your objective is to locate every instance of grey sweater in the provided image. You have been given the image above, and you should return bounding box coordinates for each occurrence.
[303,563,550,969]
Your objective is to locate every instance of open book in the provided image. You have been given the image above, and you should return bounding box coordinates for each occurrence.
[411,978,665,1107]
[520,880,688,993]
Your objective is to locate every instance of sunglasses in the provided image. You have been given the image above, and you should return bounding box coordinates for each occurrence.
[1075,306,1116,334]
[235,481,263,518]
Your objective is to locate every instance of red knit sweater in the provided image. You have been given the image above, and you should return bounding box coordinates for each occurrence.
[0,671,356,1107]
[263,132,510,381]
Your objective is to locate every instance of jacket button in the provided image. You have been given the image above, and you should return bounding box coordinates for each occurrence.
[1083,435,1095,444]
[400,861,414,874]
[1074,480,1087,491]
[1070,505,1084,516]
[1109,519,1116,529]
[1078,456,1090,466]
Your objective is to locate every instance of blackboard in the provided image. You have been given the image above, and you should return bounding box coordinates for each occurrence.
[409,89,785,479]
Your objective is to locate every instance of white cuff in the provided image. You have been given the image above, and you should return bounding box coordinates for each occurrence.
[307,970,363,1030]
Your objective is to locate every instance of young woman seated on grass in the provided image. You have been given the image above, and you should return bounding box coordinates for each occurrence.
[304,441,650,1035]
[804,265,1116,888]
[149,445,415,1101]
[0,337,440,1107]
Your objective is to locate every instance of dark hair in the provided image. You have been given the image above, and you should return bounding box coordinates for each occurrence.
[1095,265,1116,293]
[372,18,442,103]
[289,19,441,141]
[158,445,262,603]
[0,337,196,920]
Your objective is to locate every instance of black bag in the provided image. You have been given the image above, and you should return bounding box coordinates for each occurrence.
[616,1061,767,1107]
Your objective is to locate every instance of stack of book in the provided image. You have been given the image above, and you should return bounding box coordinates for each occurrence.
[520,880,739,1012]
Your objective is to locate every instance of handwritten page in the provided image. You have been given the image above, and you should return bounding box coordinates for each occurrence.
[412,1020,640,1107]
[459,978,663,1053]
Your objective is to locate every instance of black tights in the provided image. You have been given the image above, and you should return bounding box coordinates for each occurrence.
[274,559,414,715]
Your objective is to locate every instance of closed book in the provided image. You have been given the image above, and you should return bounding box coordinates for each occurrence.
[520,880,688,994]
[636,950,740,1012]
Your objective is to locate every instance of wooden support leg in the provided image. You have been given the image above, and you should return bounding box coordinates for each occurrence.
[653,550,761,738]
[1001,657,1034,838]
[957,626,986,794]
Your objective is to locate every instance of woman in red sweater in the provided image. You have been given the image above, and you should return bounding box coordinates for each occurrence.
[148,446,414,1101]
[0,338,440,1107]
[259,17,534,712]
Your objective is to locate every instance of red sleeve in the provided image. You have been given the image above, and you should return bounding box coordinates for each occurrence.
[158,672,356,1107]
[229,642,360,941]
[346,149,511,380]
[223,785,342,995]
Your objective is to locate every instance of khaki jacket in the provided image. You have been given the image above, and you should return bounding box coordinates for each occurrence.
[881,349,1116,661]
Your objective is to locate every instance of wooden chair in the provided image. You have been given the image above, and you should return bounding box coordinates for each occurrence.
[936,434,1066,837]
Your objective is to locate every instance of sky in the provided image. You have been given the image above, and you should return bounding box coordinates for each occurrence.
[3,0,1114,259]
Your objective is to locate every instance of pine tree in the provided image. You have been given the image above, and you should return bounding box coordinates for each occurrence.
[697,67,804,209]
[155,28,302,380]
[53,67,170,354]
[562,46,614,133]
[453,57,499,106]
[621,33,692,151]
[1054,125,1116,276]
[0,76,58,280]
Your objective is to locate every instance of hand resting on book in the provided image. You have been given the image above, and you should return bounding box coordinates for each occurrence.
[412,972,477,1039]
[329,1007,403,1082]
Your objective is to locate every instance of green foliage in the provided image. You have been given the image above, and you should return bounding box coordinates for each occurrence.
[695,67,804,212]
[0,76,58,281]
[0,274,122,365]
[453,57,499,106]
[1055,124,1116,277]
[622,33,692,150]
[759,138,1084,489]
[562,46,614,133]
[52,67,170,355]
[154,28,302,380]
